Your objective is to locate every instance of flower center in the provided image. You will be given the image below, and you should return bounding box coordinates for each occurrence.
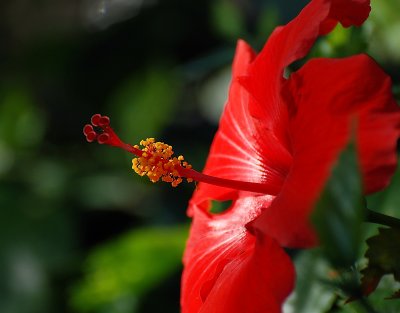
[83,114,280,194]
[132,138,193,187]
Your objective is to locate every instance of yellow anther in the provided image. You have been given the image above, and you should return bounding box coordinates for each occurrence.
[131,138,192,187]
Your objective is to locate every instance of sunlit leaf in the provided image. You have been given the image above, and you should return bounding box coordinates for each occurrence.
[71,225,188,313]
[367,0,400,62]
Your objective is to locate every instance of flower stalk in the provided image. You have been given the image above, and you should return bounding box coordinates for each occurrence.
[366,209,400,229]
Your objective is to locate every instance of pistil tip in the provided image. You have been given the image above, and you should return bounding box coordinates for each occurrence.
[83,114,121,147]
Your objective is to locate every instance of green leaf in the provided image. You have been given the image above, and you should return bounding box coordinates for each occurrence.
[70,225,188,313]
[361,227,400,298]
[366,164,400,218]
[312,143,365,268]
[367,0,400,63]
[284,249,335,313]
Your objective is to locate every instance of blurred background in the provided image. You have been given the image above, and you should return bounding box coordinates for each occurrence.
[0,0,399,313]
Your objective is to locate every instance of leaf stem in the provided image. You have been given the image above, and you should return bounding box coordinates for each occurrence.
[365,209,400,229]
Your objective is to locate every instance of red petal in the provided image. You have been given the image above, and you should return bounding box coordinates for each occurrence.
[183,1,377,311]
[190,0,372,215]
[240,0,370,135]
[329,0,371,27]
[182,196,295,313]
[188,40,292,216]
[253,55,400,248]
[359,110,400,193]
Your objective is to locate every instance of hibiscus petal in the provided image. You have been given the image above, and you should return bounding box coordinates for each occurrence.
[253,55,400,248]
[328,0,371,27]
[182,196,295,313]
[190,1,372,215]
[240,0,370,142]
[188,40,292,215]
[359,110,400,193]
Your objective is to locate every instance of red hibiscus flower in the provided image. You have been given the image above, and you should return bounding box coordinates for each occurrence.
[84,0,400,312]
[181,0,400,312]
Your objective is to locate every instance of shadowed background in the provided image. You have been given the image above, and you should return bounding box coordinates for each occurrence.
[0,0,399,313]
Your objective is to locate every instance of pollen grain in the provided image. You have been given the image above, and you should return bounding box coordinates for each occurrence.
[131,138,192,187]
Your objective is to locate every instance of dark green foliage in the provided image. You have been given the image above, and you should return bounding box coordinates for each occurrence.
[361,227,400,299]
[312,144,365,269]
